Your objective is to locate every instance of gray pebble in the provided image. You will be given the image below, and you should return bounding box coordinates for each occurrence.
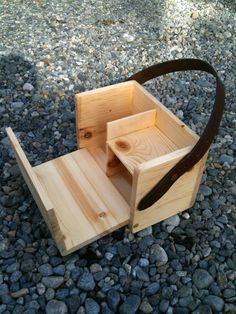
[85,298,100,314]
[203,295,224,312]
[199,185,212,196]
[77,272,95,291]
[23,82,34,91]
[38,264,53,276]
[107,288,120,311]
[150,244,168,266]
[193,269,214,289]
[119,295,141,314]
[45,300,68,314]
[42,276,64,289]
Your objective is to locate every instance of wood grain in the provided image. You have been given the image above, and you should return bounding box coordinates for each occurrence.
[129,146,207,232]
[75,81,134,148]
[34,149,130,255]
[108,126,178,175]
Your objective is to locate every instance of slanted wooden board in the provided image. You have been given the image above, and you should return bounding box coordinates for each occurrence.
[6,128,130,255]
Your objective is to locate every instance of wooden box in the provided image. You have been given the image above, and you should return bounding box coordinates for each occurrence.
[6,81,207,256]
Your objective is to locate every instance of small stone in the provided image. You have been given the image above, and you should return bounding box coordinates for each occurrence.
[138,258,149,267]
[137,226,152,237]
[139,300,153,313]
[204,295,224,312]
[36,283,46,295]
[136,267,149,282]
[77,272,95,291]
[11,101,24,110]
[150,244,168,266]
[191,11,199,19]
[21,259,35,272]
[42,276,64,289]
[66,295,80,313]
[105,252,114,261]
[193,304,212,314]
[159,299,169,313]
[45,288,55,301]
[10,270,22,282]
[38,264,53,276]
[223,288,236,298]
[0,304,7,313]
[224,31,232,39]
[53,265,65,276]
[202,247,211,257]
[119,295,141,314]
[123,33,135,42]
[23,83,34,91]
[145,282,160,296]
[193,269,214,289]
[46,300,68,314]
[85,298,100,314]
[182,212,190,219]
[11,288,29,298]
[199,185,212,196]
[90,263,102,273]
[219,154,234,165]
[163,215,180,232]
[107,289,120,311]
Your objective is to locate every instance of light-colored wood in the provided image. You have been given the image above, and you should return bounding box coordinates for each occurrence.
[75,81,135,149]
[129,146,207,232]
[34,149,130,255]
[108,126,179,175]
[132,82,198,147]
[107,109,157,141]
[89,146,132,203]
[5,128,66,252]
[7,80,209,256]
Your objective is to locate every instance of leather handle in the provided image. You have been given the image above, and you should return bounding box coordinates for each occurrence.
[126,59,225,210]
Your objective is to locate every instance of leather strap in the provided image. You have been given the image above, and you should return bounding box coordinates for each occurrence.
[126,59,225,210]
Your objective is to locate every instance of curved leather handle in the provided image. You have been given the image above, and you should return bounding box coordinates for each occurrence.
[126,59,225,210]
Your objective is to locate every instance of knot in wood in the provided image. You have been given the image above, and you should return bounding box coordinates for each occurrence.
[84,131,92,139]
[115,140,131,152]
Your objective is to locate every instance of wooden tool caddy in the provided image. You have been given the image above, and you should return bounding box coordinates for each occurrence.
[6,59,224,256]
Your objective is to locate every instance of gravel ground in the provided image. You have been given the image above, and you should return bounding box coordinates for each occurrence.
[0,0,235,313]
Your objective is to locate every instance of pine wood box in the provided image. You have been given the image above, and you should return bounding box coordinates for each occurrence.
[6,81,208,256]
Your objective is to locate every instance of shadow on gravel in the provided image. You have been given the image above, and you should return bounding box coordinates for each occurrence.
[0,53,38,95]
[0,53,38,166]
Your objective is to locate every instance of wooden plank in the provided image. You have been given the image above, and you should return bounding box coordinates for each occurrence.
[107,109,157,140]
[34,149,130,255]
[5,128,67,253]
[108,126,178,175]
[129,145,207,232]
[6,127,53,211]
[75,81,134,148]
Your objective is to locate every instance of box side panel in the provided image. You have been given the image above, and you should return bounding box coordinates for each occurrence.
[5,128,66,254]
[130,146,206,232]
[75,82,134,148]
[132,82,198,148]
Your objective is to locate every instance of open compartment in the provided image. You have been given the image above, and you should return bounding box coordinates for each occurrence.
[6,81,207,256]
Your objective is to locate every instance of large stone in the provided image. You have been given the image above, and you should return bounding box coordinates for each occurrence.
[46,300,68,314]
[193,269,214,289]
[107,289,120,311]
[204,295,224,312]
[77,272,95,291]
[85,298,100,314]
[119,295,141,314]
[150,244,168,266]
[42,276,64,289]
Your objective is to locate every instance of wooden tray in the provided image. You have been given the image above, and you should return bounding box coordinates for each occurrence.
[6,81,207,256]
